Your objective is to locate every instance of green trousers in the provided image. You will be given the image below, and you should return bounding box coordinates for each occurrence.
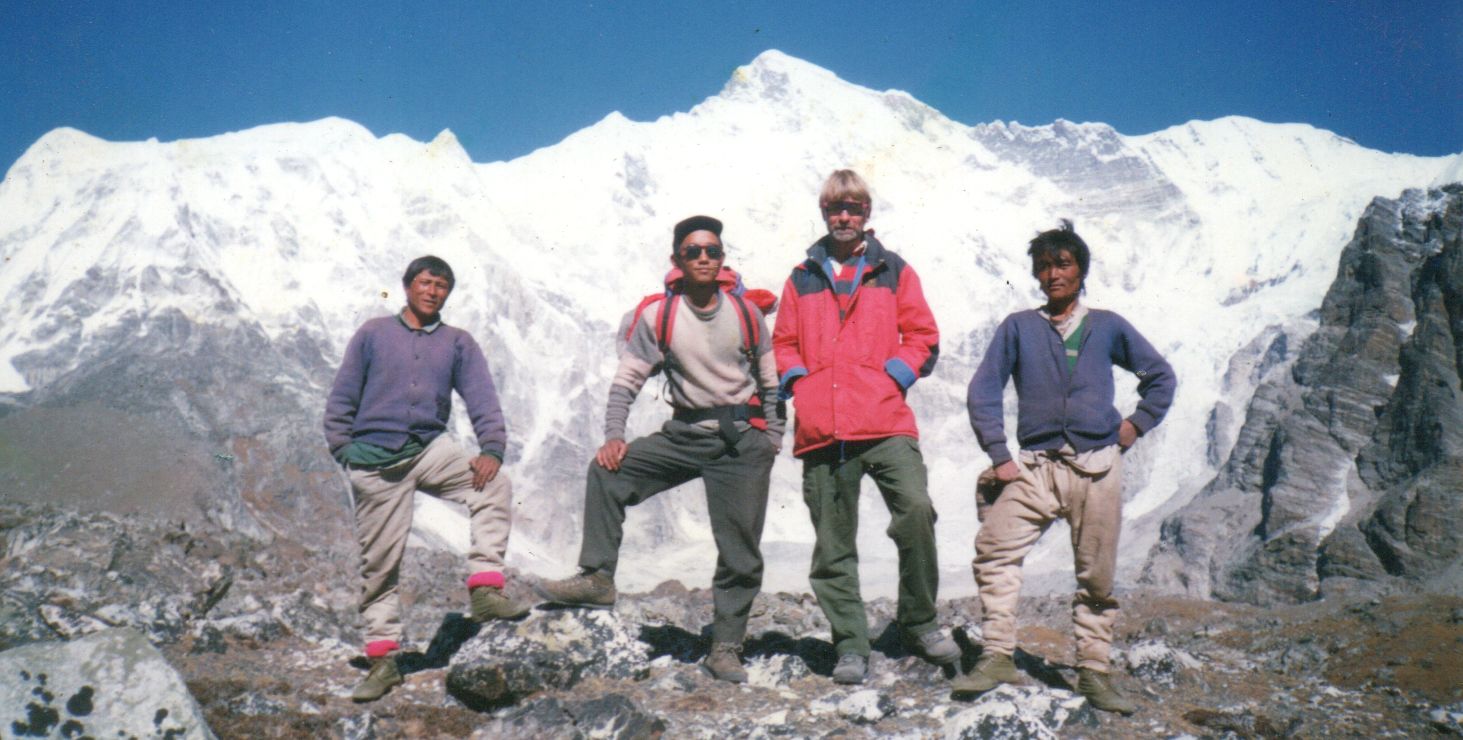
[801,435,940,657]
[579,420,776,643]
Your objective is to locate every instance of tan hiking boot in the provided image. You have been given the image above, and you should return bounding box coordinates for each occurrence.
[351,656,402,703]
[470,585,529,622]
[532,569,616,609]
[950,652,1019,699]
[1077,668,1137,715]
[701,642,748,683]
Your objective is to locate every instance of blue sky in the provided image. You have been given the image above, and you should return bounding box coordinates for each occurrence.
[3,1,1459,174]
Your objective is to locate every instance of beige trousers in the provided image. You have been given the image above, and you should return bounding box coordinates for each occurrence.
[348,434,512,644]
[972,446,1122,671]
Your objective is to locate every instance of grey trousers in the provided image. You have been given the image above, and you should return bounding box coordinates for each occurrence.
[578,420,776,643]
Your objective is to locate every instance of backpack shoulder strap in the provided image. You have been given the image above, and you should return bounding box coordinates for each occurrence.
[656,294,681,355]
[625,294,667,343]
[658,292,758,363]
[728,293,759,357]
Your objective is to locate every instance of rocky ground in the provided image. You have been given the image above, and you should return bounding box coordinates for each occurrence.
[3,501,1460,738]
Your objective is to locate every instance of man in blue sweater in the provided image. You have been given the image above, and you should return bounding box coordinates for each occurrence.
[323,255,526,702]
[955,221,1175,713]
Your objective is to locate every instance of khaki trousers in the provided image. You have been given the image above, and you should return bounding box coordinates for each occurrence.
[348,434,512,644]
[972,447,1122,671]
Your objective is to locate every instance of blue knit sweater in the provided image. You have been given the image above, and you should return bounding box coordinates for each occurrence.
[323,313,507,460]
[966,308,1175,466]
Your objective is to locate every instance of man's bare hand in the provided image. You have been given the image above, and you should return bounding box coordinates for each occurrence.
[596,439,629,471]
[470,455,501,491]
[994,460,1021,482]
[1119,420,1139,450]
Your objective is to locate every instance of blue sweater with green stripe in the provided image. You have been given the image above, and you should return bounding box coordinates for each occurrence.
[966,308,1176,466]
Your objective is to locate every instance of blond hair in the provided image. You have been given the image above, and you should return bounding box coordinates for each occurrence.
[818,169,872,208]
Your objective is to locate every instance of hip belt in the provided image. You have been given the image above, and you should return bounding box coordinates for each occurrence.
[673,404,753,456]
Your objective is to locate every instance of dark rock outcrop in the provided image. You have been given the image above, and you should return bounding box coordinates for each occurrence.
[445,609,651,711]
[473,694,667,739]
[1145,185,1463,603]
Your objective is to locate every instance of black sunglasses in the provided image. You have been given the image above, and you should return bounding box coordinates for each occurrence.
[822,201,868,217]
[679,245,725,260]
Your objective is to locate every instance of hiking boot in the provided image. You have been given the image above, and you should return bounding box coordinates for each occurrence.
[832,653,868,685]
[469,585,529,622]
[701,642,748,684]
[351,656,402,703]
[950,652,1018,699]
[906,627,961,665]
[533,569,616,609]
[1077,668,1137,715]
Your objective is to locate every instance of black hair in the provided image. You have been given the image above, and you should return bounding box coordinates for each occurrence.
[402,255,455,291]
[1027,219,1090,288]
[672,215,723,255]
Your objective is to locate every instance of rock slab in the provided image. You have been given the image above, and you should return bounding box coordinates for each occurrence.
[446,608,650,711]
[0,627,214,739]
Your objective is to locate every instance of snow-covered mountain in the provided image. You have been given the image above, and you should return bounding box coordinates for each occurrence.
[1,50,1455,597]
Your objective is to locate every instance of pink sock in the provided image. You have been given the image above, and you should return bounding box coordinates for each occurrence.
[364,640,400,658]
[467,571,506,590]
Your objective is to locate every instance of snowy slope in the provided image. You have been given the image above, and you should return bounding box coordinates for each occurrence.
[0,50,1454,597]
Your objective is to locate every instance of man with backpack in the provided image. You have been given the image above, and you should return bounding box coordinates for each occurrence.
[535,215,783,683]
[772,170,959,684]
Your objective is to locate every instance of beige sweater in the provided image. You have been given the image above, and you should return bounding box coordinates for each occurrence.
[606,293,783,443]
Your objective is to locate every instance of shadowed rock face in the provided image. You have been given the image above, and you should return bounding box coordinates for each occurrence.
[2,309,349,546]
[1145,185,1463,604]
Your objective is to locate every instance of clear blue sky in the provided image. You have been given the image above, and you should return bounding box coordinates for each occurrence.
[4,1,1459,174]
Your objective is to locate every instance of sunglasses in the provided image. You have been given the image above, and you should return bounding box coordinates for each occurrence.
[678,245,725,260]
[822,201,869,217]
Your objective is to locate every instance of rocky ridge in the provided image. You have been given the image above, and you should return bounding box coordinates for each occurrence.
[1144,185,1463,604]
[3,501,1459,737]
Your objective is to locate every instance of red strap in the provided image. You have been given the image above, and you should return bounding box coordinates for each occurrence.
[728,293,758,353]
[626,294,666,342]
[646,291,760,359]
[746,394,767,430]
[656,294,680,354]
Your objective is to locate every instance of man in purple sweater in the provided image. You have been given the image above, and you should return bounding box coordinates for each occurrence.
[955,221,1175,713]
[323,255,525,702]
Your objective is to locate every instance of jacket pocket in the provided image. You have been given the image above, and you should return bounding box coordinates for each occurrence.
[840,364,908,438]
[791,368,834,445]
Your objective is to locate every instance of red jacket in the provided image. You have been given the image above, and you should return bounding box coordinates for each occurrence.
[772,234,940,456]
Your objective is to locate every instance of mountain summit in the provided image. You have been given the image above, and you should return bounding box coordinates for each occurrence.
[0,51,1456,596]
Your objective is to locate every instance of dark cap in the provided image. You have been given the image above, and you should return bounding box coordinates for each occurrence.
[672,215,723,252]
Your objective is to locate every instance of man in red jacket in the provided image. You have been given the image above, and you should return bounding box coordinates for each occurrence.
[772,169,957,684]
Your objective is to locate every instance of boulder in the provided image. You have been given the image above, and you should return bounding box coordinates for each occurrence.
[0,627,214,739]
[446,608,650,711]
[943,685,1098,739]
[472,694,666,739]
